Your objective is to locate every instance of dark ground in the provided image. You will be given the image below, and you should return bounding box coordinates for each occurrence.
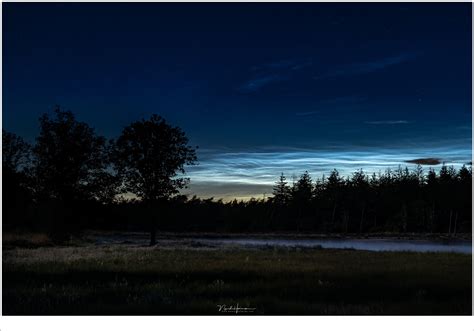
[3,234,471,315]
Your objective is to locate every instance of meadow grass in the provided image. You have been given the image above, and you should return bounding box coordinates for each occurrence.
[3,245,471,315]
[3,232,53,248]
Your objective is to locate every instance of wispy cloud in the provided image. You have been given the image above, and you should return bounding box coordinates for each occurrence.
[238,74,287,93]
[365,120,410,125]
[314,52,419,80]
[239,53,418,93]
[240,58,313,93]
[184,143,471,200]
[290,60,313,71]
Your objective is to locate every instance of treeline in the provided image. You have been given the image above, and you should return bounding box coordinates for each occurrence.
[3,107,472,240]
[268,167,472,234]
[100,165,471,235]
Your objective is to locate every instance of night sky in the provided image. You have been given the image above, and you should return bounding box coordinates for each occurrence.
[3,3,472,200]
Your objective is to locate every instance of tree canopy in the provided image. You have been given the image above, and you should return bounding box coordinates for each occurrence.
[31,107,110,201]
[112,114,197,201]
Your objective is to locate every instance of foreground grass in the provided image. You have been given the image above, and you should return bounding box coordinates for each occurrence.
[3,245,471,315]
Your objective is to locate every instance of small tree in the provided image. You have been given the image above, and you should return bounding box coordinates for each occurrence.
[112,114,197,245]
[272,173,291,205]
[414,164,424,185]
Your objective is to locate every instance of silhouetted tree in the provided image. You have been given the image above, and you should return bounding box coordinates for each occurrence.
[349,169,369,232]
[313,174,326,198]
[87,170,122,204]
[425,168,439,231]
[4,108,471,236]
[456,164,472,234]
[437,163,457,233]
[414,164,424,185]
[272,173,291,205]
[326,169,343,226]
[427,168,437,186]
[290,172,313,230]
[32,107,111,202]
[458,164,472,183]
[292,171,313,203]
[112,114,197,245]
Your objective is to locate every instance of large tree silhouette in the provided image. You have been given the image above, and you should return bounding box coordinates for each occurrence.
[112,114,197,245]
[32,107,110,202]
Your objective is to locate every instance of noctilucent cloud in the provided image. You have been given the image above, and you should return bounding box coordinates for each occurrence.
[3,3,472,200]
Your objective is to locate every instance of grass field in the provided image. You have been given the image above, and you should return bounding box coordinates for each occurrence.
[3,244,471,315]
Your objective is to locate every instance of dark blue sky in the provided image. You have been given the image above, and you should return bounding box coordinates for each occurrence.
[3,3,472,200]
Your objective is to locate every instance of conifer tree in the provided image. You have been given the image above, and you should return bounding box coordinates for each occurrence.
[272,173,291,205]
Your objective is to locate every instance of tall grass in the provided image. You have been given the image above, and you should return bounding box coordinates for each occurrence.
[3,246,471,315]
